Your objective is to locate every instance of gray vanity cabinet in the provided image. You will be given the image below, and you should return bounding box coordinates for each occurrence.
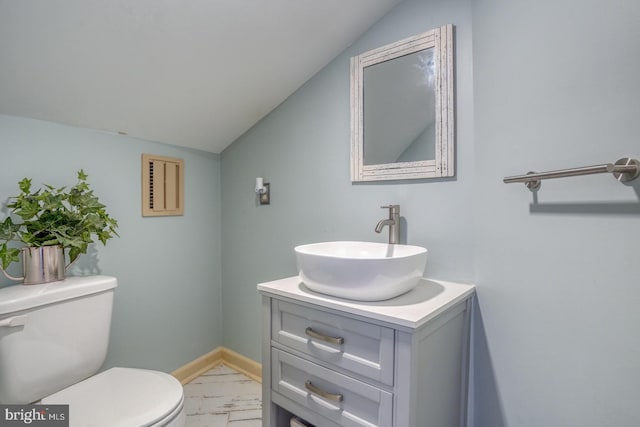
[258,277,474,427]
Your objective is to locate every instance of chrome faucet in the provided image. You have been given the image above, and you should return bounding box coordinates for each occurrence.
[375,205,400,244]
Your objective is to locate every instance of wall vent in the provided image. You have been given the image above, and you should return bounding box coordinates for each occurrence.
[142,153,184,216]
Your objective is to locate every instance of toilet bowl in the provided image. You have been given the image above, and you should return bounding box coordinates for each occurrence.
[0,276,186,427]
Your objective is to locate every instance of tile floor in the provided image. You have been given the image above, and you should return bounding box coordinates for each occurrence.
[183,364,262,427]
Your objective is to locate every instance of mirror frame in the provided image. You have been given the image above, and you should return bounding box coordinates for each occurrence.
[350,24,454,182]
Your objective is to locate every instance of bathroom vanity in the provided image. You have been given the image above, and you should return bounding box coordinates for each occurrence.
[258,276,475,427]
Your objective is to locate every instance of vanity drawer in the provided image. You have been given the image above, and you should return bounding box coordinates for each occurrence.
[272,299,394,385]
[272,348,393,427]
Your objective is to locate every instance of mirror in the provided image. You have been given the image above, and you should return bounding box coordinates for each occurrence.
[351,24,454,181]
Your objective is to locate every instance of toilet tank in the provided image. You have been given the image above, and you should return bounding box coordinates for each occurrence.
[0,275,117,404]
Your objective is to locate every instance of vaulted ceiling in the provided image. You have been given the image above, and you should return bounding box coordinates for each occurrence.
[0,0,402,153]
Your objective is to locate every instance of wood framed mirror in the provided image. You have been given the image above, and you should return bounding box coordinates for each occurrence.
[351,24,454,182]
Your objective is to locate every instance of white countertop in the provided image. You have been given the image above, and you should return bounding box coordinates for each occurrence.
[257,276,475,329]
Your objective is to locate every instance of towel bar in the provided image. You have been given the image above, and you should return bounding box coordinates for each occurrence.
[503,157,639,190]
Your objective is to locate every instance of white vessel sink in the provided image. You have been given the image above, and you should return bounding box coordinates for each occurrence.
[294,241,428,301]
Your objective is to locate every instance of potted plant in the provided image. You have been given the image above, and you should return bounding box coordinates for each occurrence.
[0,170,118,285]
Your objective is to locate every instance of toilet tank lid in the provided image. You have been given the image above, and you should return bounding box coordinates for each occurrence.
[0,275,117,315]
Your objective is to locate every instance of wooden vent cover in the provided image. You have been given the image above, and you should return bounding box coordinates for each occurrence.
[142,154,184,216]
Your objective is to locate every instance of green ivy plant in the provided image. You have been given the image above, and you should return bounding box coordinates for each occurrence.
[0,170,119,270]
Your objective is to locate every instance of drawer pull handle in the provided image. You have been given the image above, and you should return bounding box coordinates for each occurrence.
[305,380,344,403]
[305,327,344,345]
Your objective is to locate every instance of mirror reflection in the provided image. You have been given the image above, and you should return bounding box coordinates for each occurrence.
[363,48,436,165]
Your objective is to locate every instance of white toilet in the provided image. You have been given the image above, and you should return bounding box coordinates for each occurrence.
[0,275,186,427]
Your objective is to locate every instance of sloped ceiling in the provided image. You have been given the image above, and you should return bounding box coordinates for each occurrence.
[0,0,402,153]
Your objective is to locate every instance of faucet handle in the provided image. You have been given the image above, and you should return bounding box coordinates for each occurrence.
[380,204,400,214]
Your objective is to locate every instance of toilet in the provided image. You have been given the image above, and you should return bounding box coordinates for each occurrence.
[0,275,186,427]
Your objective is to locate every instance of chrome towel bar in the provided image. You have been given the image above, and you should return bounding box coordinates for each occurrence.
[503,157,640,190]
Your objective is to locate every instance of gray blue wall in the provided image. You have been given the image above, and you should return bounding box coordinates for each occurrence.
[220,0,475,360]
[222,0,640,425]
[0,115,223,372]
[472,0,640,425]
[2,0,639,424]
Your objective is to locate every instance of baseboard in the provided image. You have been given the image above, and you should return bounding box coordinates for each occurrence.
[219,347,262,383]
[171,346,262,385]
[171,347,224,385]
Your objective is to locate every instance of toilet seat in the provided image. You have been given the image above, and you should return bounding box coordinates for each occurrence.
[41,367,185,427]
